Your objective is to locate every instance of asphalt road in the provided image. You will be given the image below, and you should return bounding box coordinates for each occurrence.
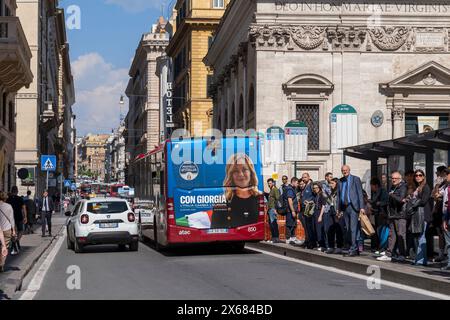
[19,235,437,300]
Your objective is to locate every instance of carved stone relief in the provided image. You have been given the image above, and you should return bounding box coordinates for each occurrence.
[367,27,411,51]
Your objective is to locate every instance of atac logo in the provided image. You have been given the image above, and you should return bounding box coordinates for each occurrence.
[179,162,199,181]
[179,230,191,236]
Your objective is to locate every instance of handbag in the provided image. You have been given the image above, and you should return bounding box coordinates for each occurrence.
[405,197,421,217]
[360,212,376,237]
[303,201,315,217]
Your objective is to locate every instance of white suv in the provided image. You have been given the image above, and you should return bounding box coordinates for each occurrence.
[66,198,139,253]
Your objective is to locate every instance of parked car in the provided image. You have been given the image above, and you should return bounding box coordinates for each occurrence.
[133,200,155,240]
[66,198,139,253]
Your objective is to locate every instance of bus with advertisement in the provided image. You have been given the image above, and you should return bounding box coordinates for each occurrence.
[134,136,265,251]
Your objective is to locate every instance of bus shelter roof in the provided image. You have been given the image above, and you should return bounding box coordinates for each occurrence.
[343,128,450,161]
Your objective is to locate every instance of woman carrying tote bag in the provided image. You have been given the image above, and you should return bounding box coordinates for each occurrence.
[406,169,433,266]
[0,191,15,272]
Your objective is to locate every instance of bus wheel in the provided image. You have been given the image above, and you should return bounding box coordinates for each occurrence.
[154,219,161,252]
[230,242,245,253]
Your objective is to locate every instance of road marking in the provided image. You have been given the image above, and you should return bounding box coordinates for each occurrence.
[250,247,450,300]
[19,229,66,300]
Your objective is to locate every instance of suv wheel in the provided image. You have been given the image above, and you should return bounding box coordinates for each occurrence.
[129,241,139,252]
[74,240,84,253]
[66,230,74,250]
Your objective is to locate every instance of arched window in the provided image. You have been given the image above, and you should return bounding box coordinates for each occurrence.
[231,102,235,129]
[238,94,244,128]
[247,85,255,129]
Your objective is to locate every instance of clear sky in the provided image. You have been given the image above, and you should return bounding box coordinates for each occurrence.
[60,0,171,136]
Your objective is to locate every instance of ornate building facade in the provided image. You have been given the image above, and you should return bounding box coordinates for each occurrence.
[205,0,450,186]
[125,17,171,195]
[15,0,75,197]
[166,0,230,136]
[0,0,33,192]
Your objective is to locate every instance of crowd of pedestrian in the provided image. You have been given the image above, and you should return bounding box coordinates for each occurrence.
[0,187,56,273]
[265,165,450,271]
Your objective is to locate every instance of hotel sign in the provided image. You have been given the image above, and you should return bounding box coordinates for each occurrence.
[166,82,175,128]
[275,1,450,14]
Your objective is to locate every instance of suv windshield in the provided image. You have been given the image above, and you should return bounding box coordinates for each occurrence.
[87,202,128,214]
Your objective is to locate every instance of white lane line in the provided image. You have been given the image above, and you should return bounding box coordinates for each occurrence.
[251,247,450,300]
[19,229,66,300]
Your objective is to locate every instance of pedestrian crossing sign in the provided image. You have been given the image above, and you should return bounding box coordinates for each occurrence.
[41,155,57,172]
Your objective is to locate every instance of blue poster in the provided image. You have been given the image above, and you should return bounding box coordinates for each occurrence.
[167,137,263,230]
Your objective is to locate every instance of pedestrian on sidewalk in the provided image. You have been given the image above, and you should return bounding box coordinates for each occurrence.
[337,165,365,257]
[440,168,450,271]
[0,191,15,273]
[0,229,7,261]
[6,186,27,251]
[300,173,315,249]
[284,177,301,245]
[369,177,388,252]
[267,178,282,243]
[323,178,344,254]
[39,191,55,237]
[378,171,408,262]
[428,166,448,263]
[406,169,433,266]
[312,183,327,252]
[24,190,36,234]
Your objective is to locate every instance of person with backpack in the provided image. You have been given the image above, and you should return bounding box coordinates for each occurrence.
[267,178,282,243]
[284,177,302,245]
[301,173,315,249]
[369,177,389,253]
[440,168,450,271]
[24,190,36,234]
[323,178,344,254]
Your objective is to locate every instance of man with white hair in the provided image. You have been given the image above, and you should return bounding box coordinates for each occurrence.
[337,165,365,257]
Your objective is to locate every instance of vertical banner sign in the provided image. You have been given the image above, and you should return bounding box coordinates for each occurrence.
[331,104,358,153]
[266,126,285,165]
[284,120,308,162]
[166,82,174,128]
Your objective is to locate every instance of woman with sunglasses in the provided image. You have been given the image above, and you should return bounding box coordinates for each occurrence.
[407,169,433,266]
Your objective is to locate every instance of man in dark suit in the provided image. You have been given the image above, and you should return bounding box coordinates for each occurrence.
[337,165,365,256]
[39,190,55,237]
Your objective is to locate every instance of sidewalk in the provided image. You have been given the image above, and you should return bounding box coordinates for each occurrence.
[247,241,450,296]
[0,213,67,300]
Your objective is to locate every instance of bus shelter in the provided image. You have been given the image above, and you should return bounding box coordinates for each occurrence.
[343,128,450,188]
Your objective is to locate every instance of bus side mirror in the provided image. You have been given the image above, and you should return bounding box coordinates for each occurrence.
[65,211,72,217]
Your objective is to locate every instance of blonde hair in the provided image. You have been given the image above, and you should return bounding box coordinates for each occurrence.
[223,153,260,201]
[0,191,8,202]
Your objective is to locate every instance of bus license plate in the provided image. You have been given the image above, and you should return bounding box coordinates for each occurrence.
[207,229,228,234]
[99,223,118,229]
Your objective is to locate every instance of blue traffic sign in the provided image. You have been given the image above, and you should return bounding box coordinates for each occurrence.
[41,155,57,172]
[70,183,77,191]
[64,180,72,187]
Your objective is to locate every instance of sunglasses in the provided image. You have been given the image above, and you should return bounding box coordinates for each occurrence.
[415,174,424,177]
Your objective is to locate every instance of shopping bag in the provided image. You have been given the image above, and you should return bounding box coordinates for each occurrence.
[360,212,375,237]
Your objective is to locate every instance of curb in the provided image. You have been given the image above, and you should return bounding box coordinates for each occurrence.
[247,242,450,296]
[1,223,66,300]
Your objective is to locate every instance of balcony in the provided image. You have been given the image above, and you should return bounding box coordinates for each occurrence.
[0,16,33,92]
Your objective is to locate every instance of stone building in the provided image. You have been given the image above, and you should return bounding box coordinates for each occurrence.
[79,134,109,182]
[125,17,171,194]
[205,0,450,186]
[15,0,75,197]
[166,0,230,136]
[0,0,33,192]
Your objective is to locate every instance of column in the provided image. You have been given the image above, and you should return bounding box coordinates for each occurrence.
[392,107,405,139]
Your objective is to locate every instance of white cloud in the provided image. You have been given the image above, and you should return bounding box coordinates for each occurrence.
[72,52,129,135]
[104,0,165,13]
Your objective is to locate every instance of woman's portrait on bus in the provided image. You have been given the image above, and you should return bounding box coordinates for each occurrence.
[210,153,261,229]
